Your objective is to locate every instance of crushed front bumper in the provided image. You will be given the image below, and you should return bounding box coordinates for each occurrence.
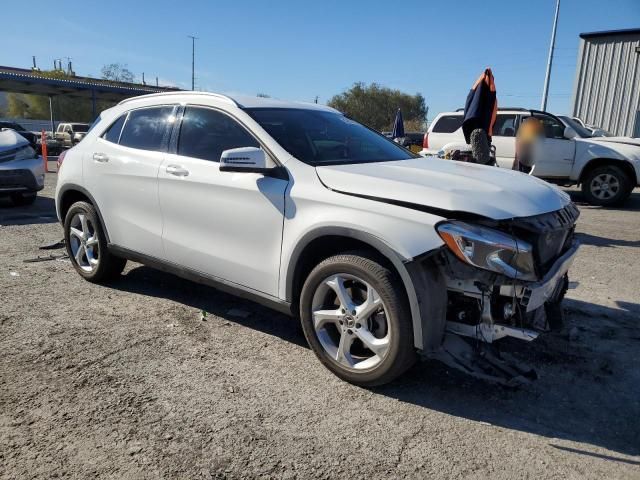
[522,240,579,312]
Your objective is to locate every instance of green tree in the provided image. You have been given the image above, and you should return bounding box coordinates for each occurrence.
[101,63,135,83]
[328,82,427,132]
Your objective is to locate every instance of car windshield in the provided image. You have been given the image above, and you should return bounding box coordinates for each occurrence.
[558,116,593,138]
[72,124,89,132]
[0,122,25,131]
[244,108,417,166]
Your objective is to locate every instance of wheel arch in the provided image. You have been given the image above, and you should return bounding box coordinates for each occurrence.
[57,184,111,243]
[578,158,638,186]
[285,227,428,350]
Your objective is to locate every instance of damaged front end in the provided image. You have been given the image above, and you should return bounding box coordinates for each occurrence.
[410,203,580,385]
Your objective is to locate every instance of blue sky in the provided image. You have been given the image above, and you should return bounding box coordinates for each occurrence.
[3,0,639,120]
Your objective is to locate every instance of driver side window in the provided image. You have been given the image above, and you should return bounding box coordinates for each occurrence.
[531,113,566,139]
[177,107,259,162]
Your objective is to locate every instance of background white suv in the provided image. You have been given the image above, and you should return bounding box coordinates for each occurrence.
[56,92,580,386]
[421,108,640,206]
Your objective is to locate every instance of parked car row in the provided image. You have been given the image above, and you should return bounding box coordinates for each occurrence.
[420,108,640,206]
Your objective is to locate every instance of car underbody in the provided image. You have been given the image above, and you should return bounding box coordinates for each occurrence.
[409,203,581,385]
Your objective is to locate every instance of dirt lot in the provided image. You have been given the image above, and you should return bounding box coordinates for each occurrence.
[1,172,639,479]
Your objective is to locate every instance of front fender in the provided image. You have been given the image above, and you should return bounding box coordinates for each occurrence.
[572,141,639,182]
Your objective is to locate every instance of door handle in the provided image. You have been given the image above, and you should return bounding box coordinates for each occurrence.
[166,164,189,177]
[92,152,109,163]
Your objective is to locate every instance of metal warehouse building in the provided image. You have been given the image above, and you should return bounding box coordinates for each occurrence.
[572,28,640,137]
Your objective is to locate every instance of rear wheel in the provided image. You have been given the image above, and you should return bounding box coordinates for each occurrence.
[581,165,632,206]
[64,201,126,282]
[299,251,416,386]
[10,192,37,206]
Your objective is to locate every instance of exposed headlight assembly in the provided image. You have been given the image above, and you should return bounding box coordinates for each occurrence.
[437,221,536,281]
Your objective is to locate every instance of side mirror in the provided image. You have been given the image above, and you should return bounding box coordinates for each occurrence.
[220,146,270,173]
[564,126,577,139]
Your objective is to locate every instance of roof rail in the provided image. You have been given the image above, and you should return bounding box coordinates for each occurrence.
[455,107,530,112]
[118,91,239,107]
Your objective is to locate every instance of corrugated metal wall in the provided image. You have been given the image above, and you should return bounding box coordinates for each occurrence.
[572,31,640,137]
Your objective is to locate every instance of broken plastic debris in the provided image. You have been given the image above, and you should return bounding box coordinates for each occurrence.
[39,239,65,250]
[9,271,19,277]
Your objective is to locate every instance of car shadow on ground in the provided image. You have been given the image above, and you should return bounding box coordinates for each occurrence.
[576,231,640,248]
[110,265,308,348]
[109,265,640,458]
[376,297,640,458]
[565,189,640,211]
[0,195,58,226]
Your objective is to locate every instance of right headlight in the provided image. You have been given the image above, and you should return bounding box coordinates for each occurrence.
[437,221,536,281]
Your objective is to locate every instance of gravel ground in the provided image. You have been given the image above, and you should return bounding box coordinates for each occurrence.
[1,172,639,479]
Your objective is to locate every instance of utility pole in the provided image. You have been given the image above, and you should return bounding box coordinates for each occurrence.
[188,35,198,90]
[541,0,560,111]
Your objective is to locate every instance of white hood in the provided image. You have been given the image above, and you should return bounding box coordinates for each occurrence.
[0,129,29,152]
[316,157,570,220]
[589,136,640,148]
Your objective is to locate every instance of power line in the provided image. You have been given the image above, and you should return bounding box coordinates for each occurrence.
[188,35,199,90]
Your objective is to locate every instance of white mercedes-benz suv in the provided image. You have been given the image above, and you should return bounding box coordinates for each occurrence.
[56,92,580,386]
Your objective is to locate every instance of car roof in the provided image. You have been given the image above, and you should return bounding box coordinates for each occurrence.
[436,108,529,117]
[118,91,340,113]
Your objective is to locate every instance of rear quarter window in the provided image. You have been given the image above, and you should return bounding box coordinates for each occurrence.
[102,115,126,144]
[431,115,463,133]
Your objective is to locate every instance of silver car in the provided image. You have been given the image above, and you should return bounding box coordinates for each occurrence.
[0,129,44,206]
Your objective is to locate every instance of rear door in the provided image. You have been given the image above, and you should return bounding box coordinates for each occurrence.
[527,112,575,178]
[428,114,464,153]
[85,105,176,258]
[491,113,517,168]
[158,105,288,296]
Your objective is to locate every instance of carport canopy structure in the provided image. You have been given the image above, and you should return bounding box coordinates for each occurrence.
[0,65,181,128]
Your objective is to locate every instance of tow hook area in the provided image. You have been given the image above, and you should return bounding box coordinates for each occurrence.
[428,334,538,387]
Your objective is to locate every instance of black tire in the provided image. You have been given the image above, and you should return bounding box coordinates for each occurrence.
[63,201,126,283]
[581,165,632,206]
[470,128,491,165]
[10,192,37,206]
[299,251,416,386]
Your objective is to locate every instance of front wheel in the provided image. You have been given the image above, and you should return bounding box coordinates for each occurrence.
[64,201,127,283]
[299,251,416,386]
[581,165,632,206]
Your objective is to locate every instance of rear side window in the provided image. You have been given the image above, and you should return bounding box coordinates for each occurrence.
[102,115,126,143]
[432,115,463,133]
[119,106,174,152]
[177,106,259,162]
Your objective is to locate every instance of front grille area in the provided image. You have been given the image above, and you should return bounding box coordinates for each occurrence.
[0,169,37,190]
[501,203,580,276]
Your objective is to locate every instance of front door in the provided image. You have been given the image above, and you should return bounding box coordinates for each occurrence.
[527,112,575,178]
[158,106,288,297]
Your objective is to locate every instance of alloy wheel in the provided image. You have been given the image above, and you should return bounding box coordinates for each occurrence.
[68,213,100,272]
[311,273,391,370]
[590,173,620,200]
